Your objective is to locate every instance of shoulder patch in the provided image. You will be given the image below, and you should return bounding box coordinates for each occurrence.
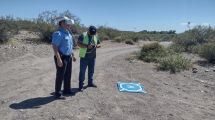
[53,31,61,36]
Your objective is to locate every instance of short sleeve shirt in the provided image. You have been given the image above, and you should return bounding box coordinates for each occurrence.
[52,28,73,55]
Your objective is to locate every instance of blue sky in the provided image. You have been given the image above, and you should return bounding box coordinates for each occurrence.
[0,0,214,33]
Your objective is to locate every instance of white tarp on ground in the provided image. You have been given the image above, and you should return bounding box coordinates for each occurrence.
[117,82,147,93]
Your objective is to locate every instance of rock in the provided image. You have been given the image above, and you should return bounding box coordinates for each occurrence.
[88,117,93,120]
[164,83,168,85]
[200,80,205,83]
[192,68,198,73]
[19,109,24,112]
[205,70,209,72]
[51,116,56,120]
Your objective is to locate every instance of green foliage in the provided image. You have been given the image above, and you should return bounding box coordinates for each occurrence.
[139,30,176,34]
[187,44,202,54]
[37,10,81,25]
[199,43,215,63]
[168,44,186,53]
[0,10,83,44]
[139,42,167,62]
[125,39,134,45]
[97,26,176,42]
[0,19,19,43]
[172,25,215,63]
[113,36,124,43]
[158,54,192,73]
[38,23,56,43]
[97,26,122,40]
[174,26,215,48]
[139,42,192,73]
[101,36,110,41]
[0,30,8,43]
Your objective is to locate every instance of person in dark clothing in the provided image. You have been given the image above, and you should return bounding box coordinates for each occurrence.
[52,16,76,99]
[77,26,101,91]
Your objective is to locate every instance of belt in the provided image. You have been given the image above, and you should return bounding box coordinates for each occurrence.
[59,51,71,58]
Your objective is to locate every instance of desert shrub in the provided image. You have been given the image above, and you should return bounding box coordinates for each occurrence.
[139,42,167,62]
[174,26,215,50]
[0,31,8,43]
[101,35,110,41]
[138,42,192,73]
[173,33,196,48]
[125,39,134,45]
[158,54,192,73]
[187,44,202,54]
[38,23,56,43]
[199,43,215,63]
[190,26,214,44]
[97,26,121,40]
[168,44,186,53]
[113,36,124,43]
[132,36,139,42]
[0,24,9,43]
[0,19,19,43]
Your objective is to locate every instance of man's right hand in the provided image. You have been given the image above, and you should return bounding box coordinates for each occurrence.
[57,58,63,67]
[87,44,94,49]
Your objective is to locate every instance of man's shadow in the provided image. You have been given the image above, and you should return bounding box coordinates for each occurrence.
[9,88,81,110]
[9,96,56,109]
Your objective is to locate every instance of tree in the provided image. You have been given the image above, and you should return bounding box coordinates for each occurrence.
[37,10,81,25]
[60,10,81,24]
[37,10,58,24]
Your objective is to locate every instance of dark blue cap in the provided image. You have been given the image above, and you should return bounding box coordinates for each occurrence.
[88,26,97,35]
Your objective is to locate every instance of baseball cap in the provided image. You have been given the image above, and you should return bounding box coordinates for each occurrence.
[56,16,74,25]
[88,26,97,35]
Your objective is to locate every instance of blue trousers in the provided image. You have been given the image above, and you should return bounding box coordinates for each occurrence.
[54,55,72,94]
[79,54,95,88]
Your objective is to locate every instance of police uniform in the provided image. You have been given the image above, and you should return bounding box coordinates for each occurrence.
[52,27,73,96]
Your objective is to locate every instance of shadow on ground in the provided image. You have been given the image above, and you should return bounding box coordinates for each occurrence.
[9,96,56,109]
[9,87,94,109]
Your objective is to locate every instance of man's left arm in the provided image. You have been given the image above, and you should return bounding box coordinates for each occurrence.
[70,34,76,62]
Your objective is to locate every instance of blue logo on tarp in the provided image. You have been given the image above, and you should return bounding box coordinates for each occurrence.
[117,82,147,93]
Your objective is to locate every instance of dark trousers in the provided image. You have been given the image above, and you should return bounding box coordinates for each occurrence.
[54,55,72,94]
[79,55,95,88]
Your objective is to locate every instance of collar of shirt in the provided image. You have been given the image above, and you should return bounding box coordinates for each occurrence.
[59,27,70,34]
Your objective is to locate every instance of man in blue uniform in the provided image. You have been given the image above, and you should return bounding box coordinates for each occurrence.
[52,16,76,98]
[78,26,101,91]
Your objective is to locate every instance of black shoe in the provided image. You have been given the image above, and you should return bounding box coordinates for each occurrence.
[78,87,84,92]
[88,83,97,88]
[55,93,65,99]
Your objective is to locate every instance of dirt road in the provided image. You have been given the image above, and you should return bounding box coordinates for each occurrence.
[0,41,214,120]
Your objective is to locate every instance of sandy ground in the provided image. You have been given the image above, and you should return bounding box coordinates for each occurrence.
[0,32,215,120]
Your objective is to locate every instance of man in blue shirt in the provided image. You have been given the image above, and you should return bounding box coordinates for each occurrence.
[52,16,76,99]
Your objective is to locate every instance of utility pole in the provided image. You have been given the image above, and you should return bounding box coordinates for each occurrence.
[187,21,191,30]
